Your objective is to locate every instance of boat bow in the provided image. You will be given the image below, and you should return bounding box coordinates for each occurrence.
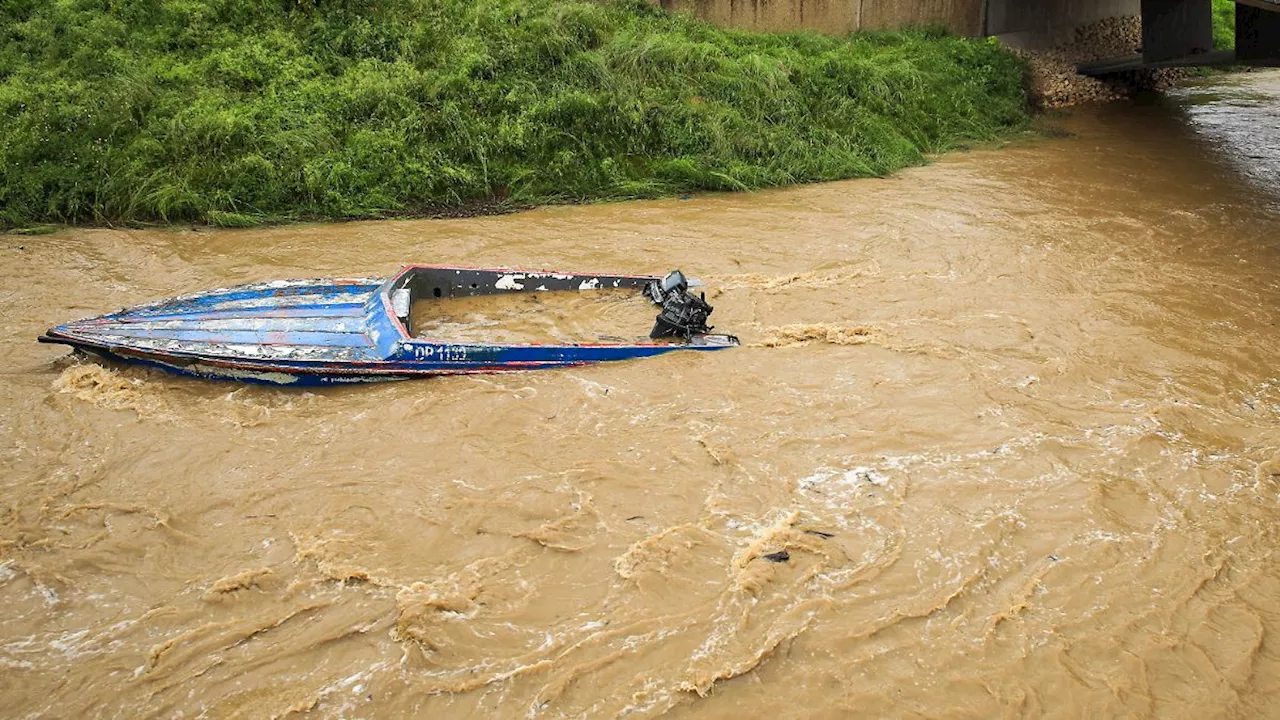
[40,278,388,363]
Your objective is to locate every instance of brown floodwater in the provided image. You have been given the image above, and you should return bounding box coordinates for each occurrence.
[410,291,660,345]
[3,70,1279,719]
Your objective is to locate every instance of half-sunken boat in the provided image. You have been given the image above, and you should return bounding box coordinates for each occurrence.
[38,266,738,386]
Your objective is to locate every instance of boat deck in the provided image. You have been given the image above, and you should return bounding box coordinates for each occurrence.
[46,278,386,362]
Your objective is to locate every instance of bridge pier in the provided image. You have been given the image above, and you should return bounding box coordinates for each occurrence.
[1237,2,1280,64]
[1140,0,1213,61]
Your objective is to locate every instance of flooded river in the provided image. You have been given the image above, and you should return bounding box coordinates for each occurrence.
[3,70,1279,718]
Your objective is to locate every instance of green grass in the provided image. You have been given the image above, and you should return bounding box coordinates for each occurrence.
[1213,0,1235,50]
[0,0,1029,228]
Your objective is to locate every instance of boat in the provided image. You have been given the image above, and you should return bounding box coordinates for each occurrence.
[38,266,739,385]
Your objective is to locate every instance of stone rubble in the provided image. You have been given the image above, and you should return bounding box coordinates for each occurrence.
[1012,15,1185,108]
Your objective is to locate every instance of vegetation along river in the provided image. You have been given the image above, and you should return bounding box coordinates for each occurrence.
[2,70,1279,718]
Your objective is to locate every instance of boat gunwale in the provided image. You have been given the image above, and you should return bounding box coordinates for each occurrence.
[38,332,593,379]
[380,264,724,351]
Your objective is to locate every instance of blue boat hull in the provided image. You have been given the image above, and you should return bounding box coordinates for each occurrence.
[40,266,738,385]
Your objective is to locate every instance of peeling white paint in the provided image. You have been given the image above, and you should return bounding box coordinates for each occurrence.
[579,278,601,290]
[496,274,526,290]
[189,364,301,384]
[391,289,411,318]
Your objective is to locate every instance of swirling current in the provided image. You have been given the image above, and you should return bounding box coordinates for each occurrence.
[2,71,1279,718]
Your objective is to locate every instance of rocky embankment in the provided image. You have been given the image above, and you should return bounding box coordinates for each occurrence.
[1015,16,1183,108]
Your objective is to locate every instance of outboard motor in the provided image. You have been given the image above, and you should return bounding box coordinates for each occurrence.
[645,270,716,340]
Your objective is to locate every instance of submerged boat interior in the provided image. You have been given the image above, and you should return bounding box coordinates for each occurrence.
[384,266,715,343]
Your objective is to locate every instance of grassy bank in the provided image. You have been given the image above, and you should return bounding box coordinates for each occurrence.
[1213,0,1235,50]
[0,0,1027,228]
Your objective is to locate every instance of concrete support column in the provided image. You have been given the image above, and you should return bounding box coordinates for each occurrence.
[1140,0,1213,61]
[1236,3,1280,64]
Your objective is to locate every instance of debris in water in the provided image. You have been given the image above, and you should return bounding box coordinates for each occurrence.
[762,550,790,563]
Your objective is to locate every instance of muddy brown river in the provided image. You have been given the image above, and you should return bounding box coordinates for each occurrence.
[3,70,1279,718]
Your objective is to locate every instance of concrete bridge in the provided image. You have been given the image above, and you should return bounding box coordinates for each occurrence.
[991,0,1280,72]
[650,0,1280,68]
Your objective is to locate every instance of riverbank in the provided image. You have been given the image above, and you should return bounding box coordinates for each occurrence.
[0,0,1028,230]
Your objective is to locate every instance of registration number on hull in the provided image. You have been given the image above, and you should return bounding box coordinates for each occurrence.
[410,345,474,362]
